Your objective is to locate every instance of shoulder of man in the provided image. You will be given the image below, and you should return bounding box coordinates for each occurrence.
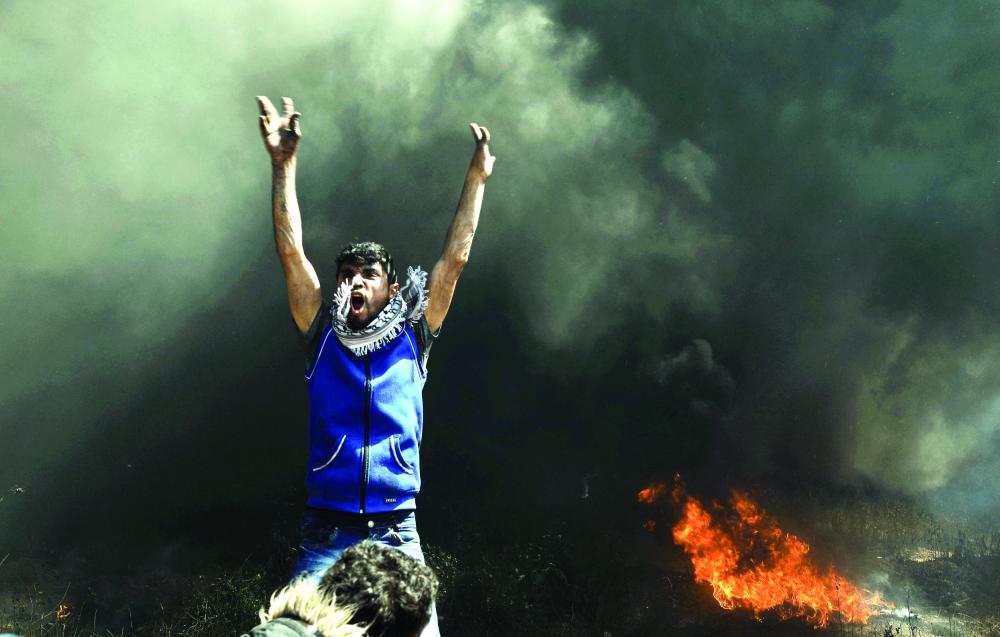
[301,301,333,365]
[411,314,441,372]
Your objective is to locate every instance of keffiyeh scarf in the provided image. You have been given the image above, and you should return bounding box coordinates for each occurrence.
[331,266,429,356]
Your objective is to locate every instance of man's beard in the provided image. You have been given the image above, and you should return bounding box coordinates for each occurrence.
[347,299,387,330]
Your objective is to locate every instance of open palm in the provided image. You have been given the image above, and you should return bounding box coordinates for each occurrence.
[257,96,301,164]
[469,122,495,179]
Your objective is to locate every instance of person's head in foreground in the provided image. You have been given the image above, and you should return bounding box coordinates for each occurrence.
[320,540,437,637]
[335,242,400,330]
[250,540,438,637]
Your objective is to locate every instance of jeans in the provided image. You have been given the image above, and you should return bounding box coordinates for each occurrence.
[291,508,440,636]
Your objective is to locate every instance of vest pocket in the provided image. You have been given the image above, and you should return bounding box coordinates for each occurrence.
[390,434,415,474]
[312,434,347,472]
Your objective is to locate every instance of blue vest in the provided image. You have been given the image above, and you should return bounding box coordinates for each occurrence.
[304,323,425,513]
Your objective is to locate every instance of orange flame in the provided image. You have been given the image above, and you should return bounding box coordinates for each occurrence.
[639,481,890,627]
[637,483,669,504]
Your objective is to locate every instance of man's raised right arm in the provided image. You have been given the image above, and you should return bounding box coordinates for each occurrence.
[258,96,321,334]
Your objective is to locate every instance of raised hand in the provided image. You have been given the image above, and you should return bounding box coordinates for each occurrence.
[468,123,495,180]
[257,96,301,165]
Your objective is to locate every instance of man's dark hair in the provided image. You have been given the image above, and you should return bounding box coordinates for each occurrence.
[318,541,438,637]
[335,241,397,285]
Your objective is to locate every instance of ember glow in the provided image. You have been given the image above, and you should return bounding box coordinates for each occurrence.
[637,483,669,504]
[640,480,891,628]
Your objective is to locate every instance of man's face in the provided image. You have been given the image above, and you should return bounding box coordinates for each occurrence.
[337,260,399,329]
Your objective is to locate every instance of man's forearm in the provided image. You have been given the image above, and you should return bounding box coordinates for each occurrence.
[423,124,492,331]
[440,171,487,266]
[271,158,304,260]
[259,95,321,332]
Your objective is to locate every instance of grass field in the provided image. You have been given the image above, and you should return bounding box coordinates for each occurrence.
[2,490,997,637]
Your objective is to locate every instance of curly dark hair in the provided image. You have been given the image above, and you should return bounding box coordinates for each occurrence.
[318,540,438,637]
[335,241,397,285]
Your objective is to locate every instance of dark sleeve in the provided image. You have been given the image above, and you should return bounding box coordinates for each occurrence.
[301,301,332,365]
[245,618,315,637]
[413,315,441,371]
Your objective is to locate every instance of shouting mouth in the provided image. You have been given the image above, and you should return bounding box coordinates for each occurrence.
[350,294,365,315]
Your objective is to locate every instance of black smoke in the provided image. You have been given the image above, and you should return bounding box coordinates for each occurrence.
[2,0,999,574]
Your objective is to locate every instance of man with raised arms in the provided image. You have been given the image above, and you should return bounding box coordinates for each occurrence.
[257,95,494,637]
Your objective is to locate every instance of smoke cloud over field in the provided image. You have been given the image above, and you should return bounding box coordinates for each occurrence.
[2,0,999,561]
[545,0,1000,508]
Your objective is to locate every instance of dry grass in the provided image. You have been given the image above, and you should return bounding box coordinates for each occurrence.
[1,495,998,637]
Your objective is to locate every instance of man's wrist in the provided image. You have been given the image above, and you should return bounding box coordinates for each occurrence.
[272,155,297,172]
[465,167,488,184]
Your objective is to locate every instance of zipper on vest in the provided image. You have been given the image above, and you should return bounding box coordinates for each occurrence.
[359,354,372,514]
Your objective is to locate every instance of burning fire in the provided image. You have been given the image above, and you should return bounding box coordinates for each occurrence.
[640,478,890,628]
[637,483,669,504]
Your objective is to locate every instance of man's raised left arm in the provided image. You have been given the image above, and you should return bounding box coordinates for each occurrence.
[424,123,495,333]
